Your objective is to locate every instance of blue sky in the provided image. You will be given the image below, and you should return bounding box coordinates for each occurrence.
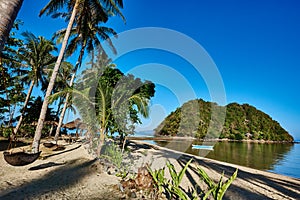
[17,0,300,139]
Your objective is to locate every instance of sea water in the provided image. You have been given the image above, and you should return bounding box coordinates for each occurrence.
[136,131,300,179]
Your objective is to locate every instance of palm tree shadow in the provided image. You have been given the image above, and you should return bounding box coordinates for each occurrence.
[41,144,81,159]
[28,161,65,170]
[0,158,97,199]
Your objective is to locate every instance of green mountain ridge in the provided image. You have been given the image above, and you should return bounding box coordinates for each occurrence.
[154,99,294,142]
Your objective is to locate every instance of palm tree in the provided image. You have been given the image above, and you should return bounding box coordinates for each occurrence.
[14,32,57,135]
[46,61,74,137]
[74,56,154,156]
[32,0,80,153]
[32,0,124,153]
[48,52,154,156]
[0,0,24,51]
[51,12,120,142]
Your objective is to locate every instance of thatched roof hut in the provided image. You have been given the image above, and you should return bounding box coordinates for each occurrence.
[62,118,87,130]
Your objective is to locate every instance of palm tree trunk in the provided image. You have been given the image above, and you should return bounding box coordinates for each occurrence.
[31,0,79,153]
[54,73,76,143]
[97,128,106,157]
[54,42,86,143]
[96,87,108,157]
[14,80,35,135]
[49,99,62,137]
[8,104,17,127]
[0,0,23,51]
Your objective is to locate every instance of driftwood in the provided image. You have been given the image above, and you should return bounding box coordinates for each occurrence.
[3,151,41,166]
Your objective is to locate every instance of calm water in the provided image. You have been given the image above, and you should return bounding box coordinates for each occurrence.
[137,132,300,178]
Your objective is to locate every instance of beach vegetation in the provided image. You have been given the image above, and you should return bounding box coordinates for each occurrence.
[100,142,123,169]
[197,167,238,200]
[68,54,155,156]
[16,96,57,137]
[165,159,192,200]
[147,159,238,200]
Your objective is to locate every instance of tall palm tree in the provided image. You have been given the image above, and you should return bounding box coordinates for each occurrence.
[32,0,80,153]
[52,14,120,142]
[32,0,124,153]
[0,0,24,51]
[14,32,57,135]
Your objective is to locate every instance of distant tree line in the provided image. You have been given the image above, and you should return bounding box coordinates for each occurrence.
[155,99,294,142]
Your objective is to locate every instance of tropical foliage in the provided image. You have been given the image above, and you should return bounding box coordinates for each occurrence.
[0,21,24,127]
[13,31,57,135]
[15,96,57,137]
[32,0,125,153]
[45,0,123,142]
[49,51,155,155]
[155,99,294,142]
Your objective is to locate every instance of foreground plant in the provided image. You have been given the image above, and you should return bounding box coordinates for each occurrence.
[166,159,193,200]
[197,167,238,200]
[147,158,238,200]
[147,166,167,197]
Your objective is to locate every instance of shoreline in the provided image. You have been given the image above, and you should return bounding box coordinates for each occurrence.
[133,135,297,143]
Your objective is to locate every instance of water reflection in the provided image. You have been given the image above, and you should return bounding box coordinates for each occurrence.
[155,140,294,170]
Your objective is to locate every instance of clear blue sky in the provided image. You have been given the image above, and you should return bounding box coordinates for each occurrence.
[17,0,300,140]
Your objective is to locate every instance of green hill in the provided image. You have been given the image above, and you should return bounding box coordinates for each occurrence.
[154,99,294,142]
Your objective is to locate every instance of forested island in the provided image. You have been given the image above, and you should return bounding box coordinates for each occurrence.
[155,99,294,142]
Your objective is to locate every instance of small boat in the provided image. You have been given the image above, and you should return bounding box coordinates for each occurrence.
[192,144,214,150]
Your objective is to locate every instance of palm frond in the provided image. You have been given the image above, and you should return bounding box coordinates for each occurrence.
[39,0,70,17]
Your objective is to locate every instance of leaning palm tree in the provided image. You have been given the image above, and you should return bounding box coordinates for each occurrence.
[52,18,119,142]
[31,0,80,153]
[32,0,124,153]
[14,32,57,135]
[0,0,24,51]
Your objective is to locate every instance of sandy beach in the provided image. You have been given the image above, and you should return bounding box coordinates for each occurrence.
[0,139,299,199]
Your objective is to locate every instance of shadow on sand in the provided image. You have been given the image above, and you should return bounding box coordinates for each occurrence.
[0,158,97,199]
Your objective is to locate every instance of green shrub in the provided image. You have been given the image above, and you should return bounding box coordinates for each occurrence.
[101,142,123,169]
[2,128,11,138]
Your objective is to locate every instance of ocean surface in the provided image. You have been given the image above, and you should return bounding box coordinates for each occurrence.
[136,131,300,179]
